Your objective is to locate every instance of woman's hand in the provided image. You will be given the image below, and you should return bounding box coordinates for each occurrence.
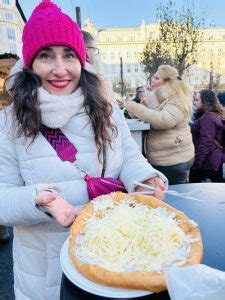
[36,191,78,227]
[135,177,166,200]
[124,101,138,114]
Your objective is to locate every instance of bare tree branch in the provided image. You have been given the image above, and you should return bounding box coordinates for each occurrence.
[140,0,205,77]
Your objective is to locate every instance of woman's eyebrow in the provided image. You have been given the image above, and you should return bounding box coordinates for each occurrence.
[40,47,53,52]
[63,47,74,53]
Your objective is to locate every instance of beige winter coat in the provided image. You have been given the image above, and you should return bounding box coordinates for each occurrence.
[126,87,194,166]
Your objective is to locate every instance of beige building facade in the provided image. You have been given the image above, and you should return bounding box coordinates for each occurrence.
[83,20,225,92]
[0,0,26,56]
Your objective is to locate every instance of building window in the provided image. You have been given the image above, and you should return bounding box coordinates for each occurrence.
[5,12,13,21]
[7,28,16,40]
[3,0,10,4]
[9,43,17,53]
[111,52,115,60]
[127,52,130,59]
[127,64,131,73]
[118,51,122,58]
[102,52,106,60]
[126,79,131,86]
[135,64,139,72]
[111,65,116,73]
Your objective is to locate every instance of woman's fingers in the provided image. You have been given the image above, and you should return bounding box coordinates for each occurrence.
[124,101,136,112]
[62,209,78,228]
[154,186,165,200]
[134,177,166,200]
[153,177,166,191]
[44,197,78,227]
[143,177,166,191]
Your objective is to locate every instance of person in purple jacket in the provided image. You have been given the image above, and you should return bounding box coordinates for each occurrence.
[189,90,225,183]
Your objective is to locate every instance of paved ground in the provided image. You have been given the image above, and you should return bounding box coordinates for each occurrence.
[0,227,14,300]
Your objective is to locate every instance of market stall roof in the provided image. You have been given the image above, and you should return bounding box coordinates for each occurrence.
[0,53,19,77]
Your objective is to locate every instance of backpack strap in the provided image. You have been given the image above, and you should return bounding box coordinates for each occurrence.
[40,125,77,163]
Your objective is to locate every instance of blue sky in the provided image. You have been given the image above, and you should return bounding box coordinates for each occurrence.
[18,0,225,29]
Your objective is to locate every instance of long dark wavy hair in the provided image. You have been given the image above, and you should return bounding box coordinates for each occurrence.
[195,90,225,120]
[5,67,117,160]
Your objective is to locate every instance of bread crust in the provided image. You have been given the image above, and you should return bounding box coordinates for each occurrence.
[70,192,203,293]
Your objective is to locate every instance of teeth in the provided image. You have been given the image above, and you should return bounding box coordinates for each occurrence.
[50,81,68,86]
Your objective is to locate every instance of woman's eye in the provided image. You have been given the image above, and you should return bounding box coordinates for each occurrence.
[66,53,76,59]
[39,53,51,60]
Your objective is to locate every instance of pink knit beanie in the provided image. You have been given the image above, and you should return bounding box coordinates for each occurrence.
[22,0,85,67]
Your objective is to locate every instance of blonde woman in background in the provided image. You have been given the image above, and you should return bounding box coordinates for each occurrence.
[125,65,194,185]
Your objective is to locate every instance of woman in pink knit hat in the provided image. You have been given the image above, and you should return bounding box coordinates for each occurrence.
[0,1,167,298]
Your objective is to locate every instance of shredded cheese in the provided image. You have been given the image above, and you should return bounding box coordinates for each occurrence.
[75,195,195,272]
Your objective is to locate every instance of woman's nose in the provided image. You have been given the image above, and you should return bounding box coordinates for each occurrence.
[52,60,67,77]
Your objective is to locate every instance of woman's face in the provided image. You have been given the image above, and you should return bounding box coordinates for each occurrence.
[151,72,165,90]
[194,93,203,109]
[32,46,81,95]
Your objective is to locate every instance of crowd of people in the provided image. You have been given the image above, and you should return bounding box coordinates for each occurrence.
[124,67,225,185]
[0,1,224,299]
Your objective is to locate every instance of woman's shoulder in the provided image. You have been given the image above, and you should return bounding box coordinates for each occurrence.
[202,112,221,122]
[159,96,184,114]
[167,94,184,104]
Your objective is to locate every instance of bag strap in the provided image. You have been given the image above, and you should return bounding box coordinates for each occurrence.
[40,125,77,163]
[40,125,106,177]
[101,143,106,178]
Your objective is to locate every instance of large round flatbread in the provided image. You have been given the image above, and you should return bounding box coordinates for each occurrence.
[70,192,203,293]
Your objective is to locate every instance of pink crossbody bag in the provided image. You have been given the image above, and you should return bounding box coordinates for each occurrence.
[41,125,126,200]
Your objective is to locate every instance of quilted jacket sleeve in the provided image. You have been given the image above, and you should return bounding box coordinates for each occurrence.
[126,101,184,130]
[0,127,51,227]
[114,107,168,192]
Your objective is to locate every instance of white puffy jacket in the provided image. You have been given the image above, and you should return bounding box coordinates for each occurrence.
[0,103,167,299]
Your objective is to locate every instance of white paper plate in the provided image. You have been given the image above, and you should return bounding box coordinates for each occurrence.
[60,238,152,298]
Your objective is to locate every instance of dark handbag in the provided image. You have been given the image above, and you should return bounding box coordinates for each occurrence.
[40,125,126,200]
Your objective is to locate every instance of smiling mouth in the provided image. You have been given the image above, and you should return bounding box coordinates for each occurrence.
[47,80,71,89]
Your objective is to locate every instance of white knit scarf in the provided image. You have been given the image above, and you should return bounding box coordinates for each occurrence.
[38,87,85,128]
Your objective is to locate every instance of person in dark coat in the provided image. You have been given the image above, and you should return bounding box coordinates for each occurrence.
[189,90,225,183]
[217,91,225,107]
[132,86,147,104]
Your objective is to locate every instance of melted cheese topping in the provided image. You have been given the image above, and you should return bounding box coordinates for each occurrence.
[75,195,194,272]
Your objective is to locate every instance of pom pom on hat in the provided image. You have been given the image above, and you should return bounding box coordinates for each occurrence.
[22,0,85,67]
[35,0,55,10]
